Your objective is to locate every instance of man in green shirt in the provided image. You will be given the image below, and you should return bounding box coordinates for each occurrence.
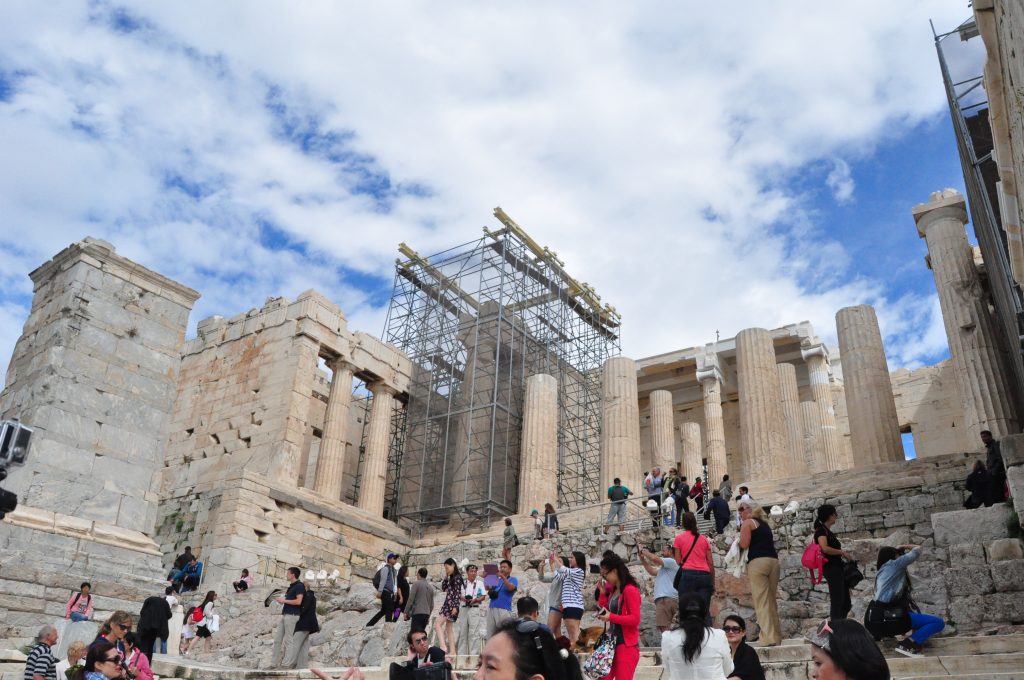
[605,477,632,531]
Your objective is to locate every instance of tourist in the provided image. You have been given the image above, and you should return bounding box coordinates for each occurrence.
[814,504,853,622]
[185,591,217,655]
[71,639,121,680]
[231,568,253,592]
[123,633,153,680]
[707,490,731,534]
[531,510,544,540]
[605,477,633,532]
[396,565,411,619]
[675,476,691,526]
[673,512,715,622]
[176,556,203,594]
[65,583,94,623]
[167,546,193,584]
[292,581,321,669]
[407,629,446,669]
[456,564,486,654]
[92,612,132,653]
[179,609,195,655]
[543,503,559,538]
[136,589,172,663]
[24,625,59,680]
[516,596,551,632]
[738,502,780,646]
[435,558,464,653]
[689,477,705,512]
[661,593,732,680]
[645,466,665,505]
[805,619,890,680]
[272,566,306,668]
[736,486,752,502]
[964,460,991,508]
[548,551,586,646]
[486,560,518,637]
[367,553,399,626]
[872,544,945,657]
[539,556,567,638]
[596,553,641,680]
[663,468,680,524]
[405,567,435,634]
[475,618,583,680]
[502,518,518,561]
[638,545,679,632]
[722,614,764,680]
[55,641,87,680]
[981,430,1006,504]
[719,475,732,501]
[154,585,177,655]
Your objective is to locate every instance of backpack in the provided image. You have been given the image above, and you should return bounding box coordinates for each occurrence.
[801,542,828,586]
[191,606,204,623]
[373,568,382,590]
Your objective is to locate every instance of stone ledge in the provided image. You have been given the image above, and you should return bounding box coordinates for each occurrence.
[2,504,162,556]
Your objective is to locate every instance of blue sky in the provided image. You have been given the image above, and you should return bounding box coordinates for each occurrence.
[0,1,980,386]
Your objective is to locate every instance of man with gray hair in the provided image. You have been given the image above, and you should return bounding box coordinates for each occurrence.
[24,625,58,680]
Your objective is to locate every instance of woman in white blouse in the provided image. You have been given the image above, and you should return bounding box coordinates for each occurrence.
[661,593,733,680]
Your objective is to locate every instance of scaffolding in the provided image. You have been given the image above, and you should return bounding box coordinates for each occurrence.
[382,209,621,527]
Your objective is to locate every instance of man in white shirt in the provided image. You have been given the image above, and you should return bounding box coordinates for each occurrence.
[455,564,487,655]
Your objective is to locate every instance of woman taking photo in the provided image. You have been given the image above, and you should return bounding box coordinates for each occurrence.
[673,512,715,620]
[814,504,853,622]
[435,558,464,654]
[661,593,732,679]
[71,640,122,680]
[722,614,764,680]
[805,619,889,680]
[872,545,945,657]
[549,551,586,647]
[737,502,781,646]
[474,618,583,680]
[596,553,641,680]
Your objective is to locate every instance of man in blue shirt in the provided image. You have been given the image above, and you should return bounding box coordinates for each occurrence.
[271,567,306,668]
[639,546,679,632]
[485,560,518,637]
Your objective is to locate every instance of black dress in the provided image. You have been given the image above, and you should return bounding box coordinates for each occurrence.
[397,575,411,615]
[731,641,766,680]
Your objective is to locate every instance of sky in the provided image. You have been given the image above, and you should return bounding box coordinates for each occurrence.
[0,1,982,387]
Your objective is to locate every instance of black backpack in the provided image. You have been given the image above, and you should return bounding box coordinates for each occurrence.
[373,568,382,590]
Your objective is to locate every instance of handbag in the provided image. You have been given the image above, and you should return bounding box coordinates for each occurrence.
[413,662,452,680]
[672,534,701,590]
[843,560,864,590]
[864,596,911,638]
[582,630,616,680]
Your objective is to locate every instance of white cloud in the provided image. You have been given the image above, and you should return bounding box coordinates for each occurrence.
[0,1,972,387]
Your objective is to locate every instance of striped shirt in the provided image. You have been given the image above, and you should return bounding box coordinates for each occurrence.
[553,566,585,609]
[24,642,57,680]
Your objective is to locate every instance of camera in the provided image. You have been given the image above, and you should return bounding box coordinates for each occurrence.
[0,419,34,520]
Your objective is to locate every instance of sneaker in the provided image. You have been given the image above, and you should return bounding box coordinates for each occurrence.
[895,639,922,657]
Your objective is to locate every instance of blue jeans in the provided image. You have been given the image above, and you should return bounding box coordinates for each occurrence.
[677,569,714,625]
[153,639,167,654]
[909,612,944,645]
[70,613,90,622]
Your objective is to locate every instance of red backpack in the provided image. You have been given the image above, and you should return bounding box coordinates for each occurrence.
[191,606,204,623]
[801,542,828,585]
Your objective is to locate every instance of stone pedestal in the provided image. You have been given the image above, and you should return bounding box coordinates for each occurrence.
[601,357,641,492]
[913,189,1020,439]
[518,373,558,513]
[835,305,903,465]
[357,384,397,515]
[649,390,676,473]
[776,362,803,477]
[735,328,787,480]
[313,360,355,501]
[697,363,728,488]
[680,421,703,482]
[801,344,844,470]
[800,401,825,473]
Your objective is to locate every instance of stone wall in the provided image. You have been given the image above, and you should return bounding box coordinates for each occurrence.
[890,361,973,457]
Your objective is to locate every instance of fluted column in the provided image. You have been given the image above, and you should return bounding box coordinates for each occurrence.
[519,373,558,513]
[776,362,803,478]
[697,365,728,488]
[736,328,787,480]
[913,189,1020,439]
[801,345,843,470]
[601,357,641,493]
[800,401,826,473]
[313,359,355,500]
[836,305,903,465]
[650,390,676,473]
[357,383,397,514]
[680,421,703,482]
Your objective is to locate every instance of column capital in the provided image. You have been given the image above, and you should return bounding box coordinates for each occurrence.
[800,343,829,363]
[913,189,968,237]
[325,356,356,374]
[368,382,399,398]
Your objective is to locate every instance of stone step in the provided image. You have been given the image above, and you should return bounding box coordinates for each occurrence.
[888,651,1024,677]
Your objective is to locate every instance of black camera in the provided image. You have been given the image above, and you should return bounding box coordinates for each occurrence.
[0,419,33,520]
[488,587,500,600]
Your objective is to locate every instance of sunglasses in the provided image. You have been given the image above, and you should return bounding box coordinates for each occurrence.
[815,619,833,651]
[117,624,131,631]
[412,637,428,645]
[722,626,744,633]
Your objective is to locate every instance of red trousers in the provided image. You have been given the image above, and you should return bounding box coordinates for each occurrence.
[606,644,639,680]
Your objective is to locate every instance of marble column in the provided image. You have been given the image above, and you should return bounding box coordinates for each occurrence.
[357,383,397,514]
[800,400,825,474]
[913,189,1020,439]
[835,305,903,466]
[601,356,641,493]
[313,359,355,501]
[736,328,787,481]
[776,362,803,477]
[801,344,843,470]
[697,360,728,489]
[680,421,703,482]
[650,390,676,473]
[519,373,558,513]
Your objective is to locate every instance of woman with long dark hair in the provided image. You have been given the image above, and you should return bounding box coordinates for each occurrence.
[474,618,583,680]
[186,591,217,655]
[673,512,715,621]
[805,619,889,680]
[661,593,732,679]
[543,503,559,538]
[435,558,464,654]
[396,565,411,618]
[814,504,853,622]
[550,551,587,647]
[596,553,641,680]
[872,545,945,657]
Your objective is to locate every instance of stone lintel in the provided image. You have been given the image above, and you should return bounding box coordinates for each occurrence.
[3,504,162,557]
[265,484,411,547]
[912,189,969,235]
[29,238,200,308]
